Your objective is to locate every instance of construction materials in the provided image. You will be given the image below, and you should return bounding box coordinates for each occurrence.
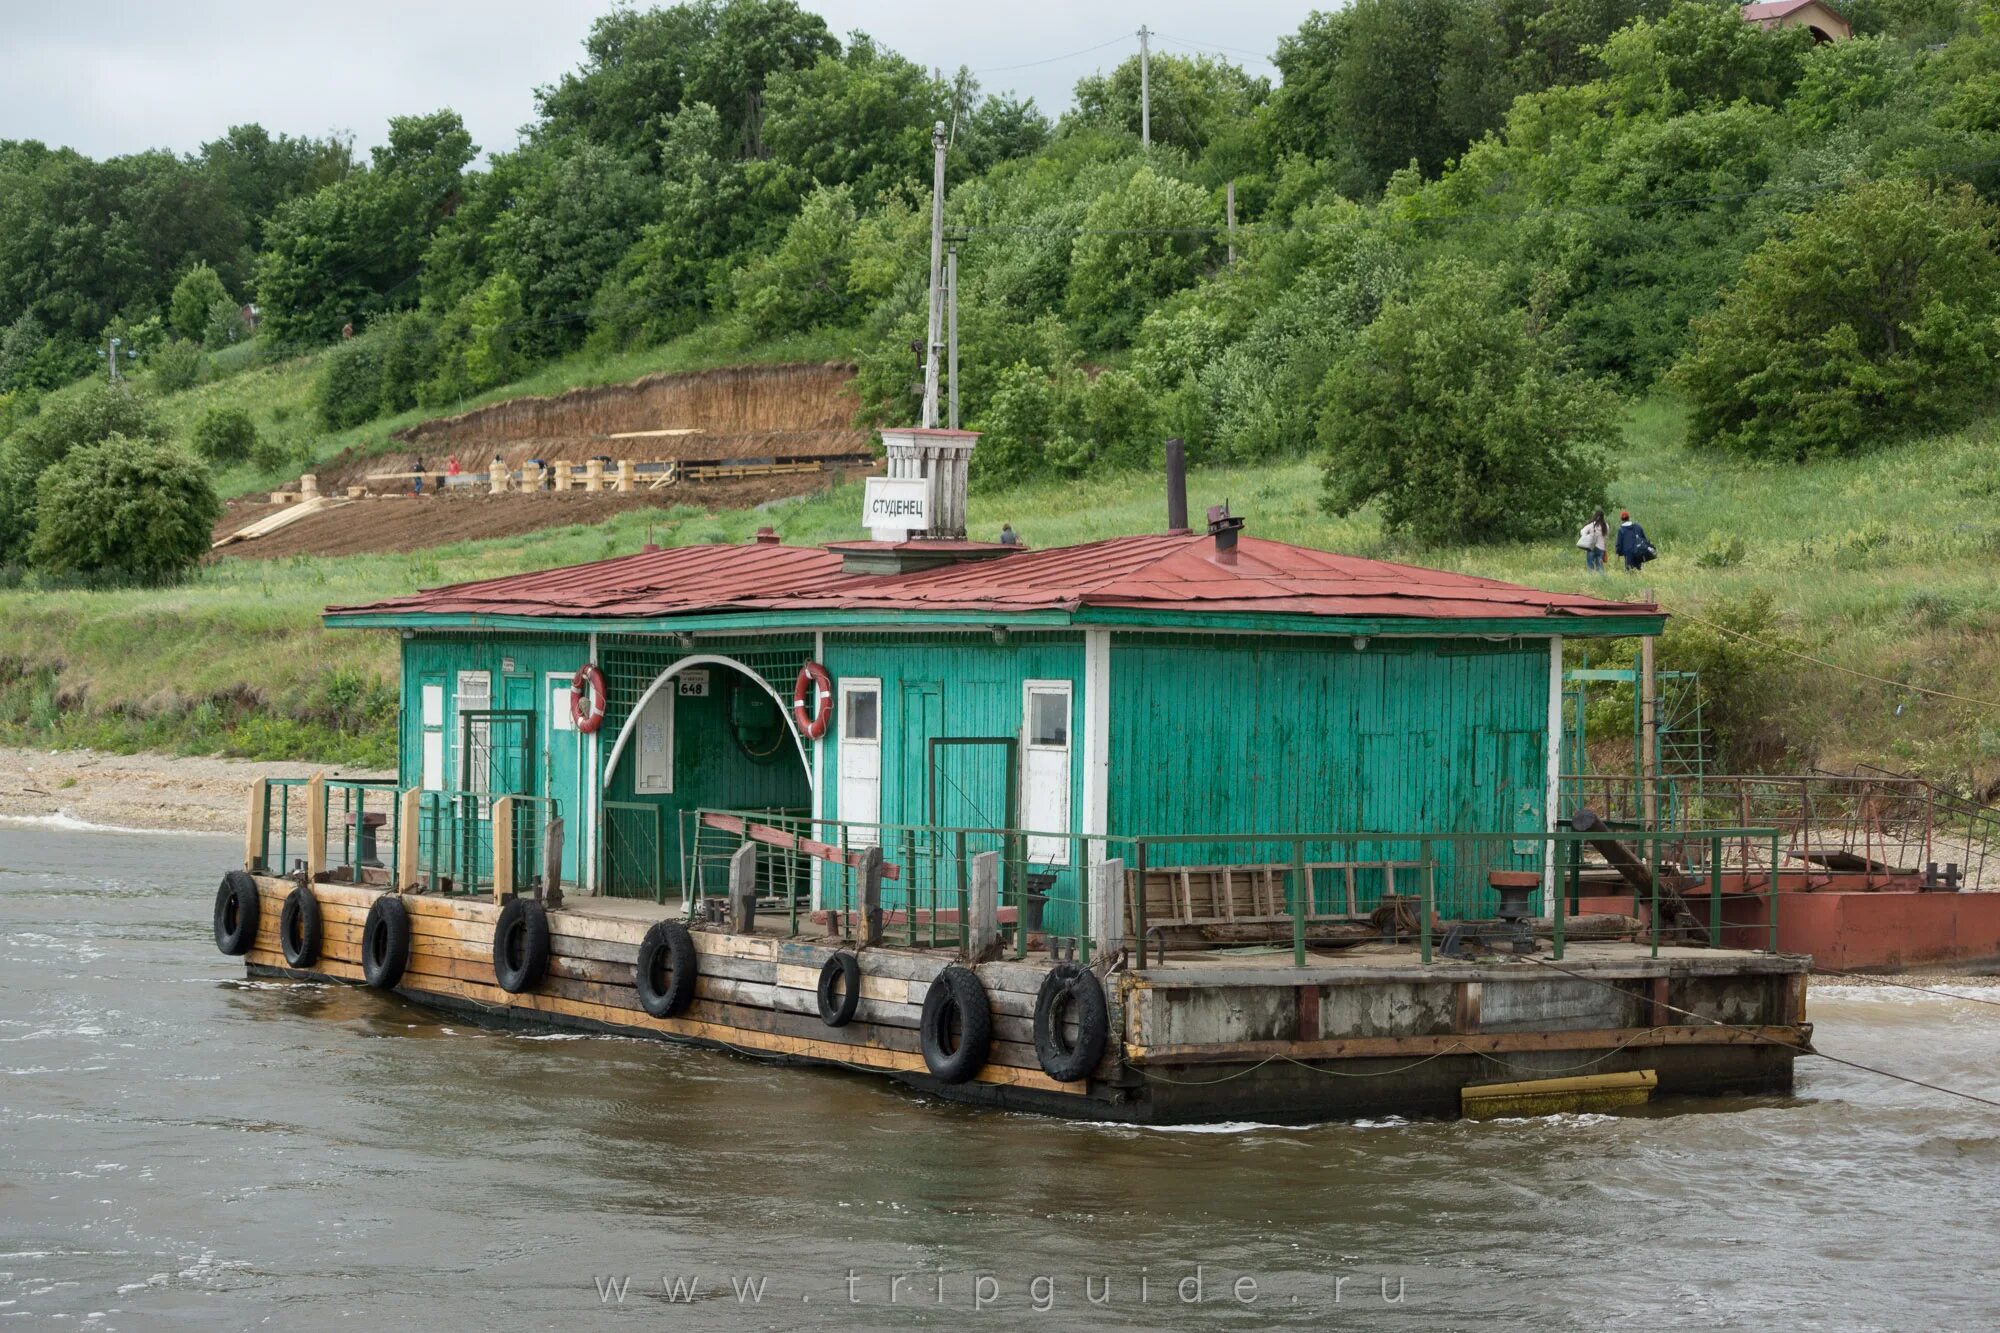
[212,495,351,549]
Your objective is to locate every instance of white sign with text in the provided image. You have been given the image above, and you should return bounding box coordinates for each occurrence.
[863,477,929,539]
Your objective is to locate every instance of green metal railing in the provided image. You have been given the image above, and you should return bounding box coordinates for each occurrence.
[603,800,668,902]
[688,811,1786,969]
[254,777,399,882]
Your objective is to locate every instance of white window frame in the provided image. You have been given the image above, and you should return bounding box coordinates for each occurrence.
[837,677,883,848]
[456,670,491,807]
[420,682,446,792]
[634,683,675,795]
[1021,679,1073,865]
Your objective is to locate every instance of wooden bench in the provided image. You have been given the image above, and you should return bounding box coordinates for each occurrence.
[1125,859,1434,950]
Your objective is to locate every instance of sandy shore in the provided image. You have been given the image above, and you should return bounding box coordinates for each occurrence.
[0,746,391,835]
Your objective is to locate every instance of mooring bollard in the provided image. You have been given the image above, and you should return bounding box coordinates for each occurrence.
[968,851,1000,960]
[1091,858,1125,966]
[728,843,758,933]
[858,846,885,945]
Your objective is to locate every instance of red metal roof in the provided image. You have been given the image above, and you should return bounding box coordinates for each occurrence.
[329,532,1656,623]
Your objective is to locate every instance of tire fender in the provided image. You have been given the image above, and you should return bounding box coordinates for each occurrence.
[1033,961,1108,1083]
[213,870,260,956]
[919,966,993,1084]
[362,895,412,990]
[817,951,861,1027]
[492,898,551,994]
[635,919,698,1018]
[280,885,322,968]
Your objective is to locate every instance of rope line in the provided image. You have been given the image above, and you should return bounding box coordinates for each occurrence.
[1672,612,2000,711]
[1521,954,2000,1112]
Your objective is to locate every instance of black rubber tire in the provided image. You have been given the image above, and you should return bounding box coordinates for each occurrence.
[635,920,698,1018]
[1033,962,1109,1083]
[361,895,412,990]
[816,952,861,1027]
[491,898,551,994]
[279,886,322,968]
[212,871,260,956]
[919,966,992,1084]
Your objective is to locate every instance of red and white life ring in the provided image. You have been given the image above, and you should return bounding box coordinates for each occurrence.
[570,664,607,734]
[792,661,833,739]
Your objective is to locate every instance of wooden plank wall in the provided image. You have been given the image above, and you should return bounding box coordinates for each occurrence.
[243,879,1108,1097]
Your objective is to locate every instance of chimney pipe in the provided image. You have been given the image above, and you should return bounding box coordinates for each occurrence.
[1165,437,1189,535]
[1207,502,1244,558]
[754,526,779,545]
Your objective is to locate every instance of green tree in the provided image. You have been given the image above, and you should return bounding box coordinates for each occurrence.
[1064,167,1215,349]
[758,36,946,206]
[1317,261,1617,544]
[28,435,220,580]
[192,405,258,464]
[424,272,525,405]
[0,379,167,561]
[148,338,205,392]
[169,264,231,341]
[1070,53,1270,155]
[536,0,837,161]
[195,123,355,249]
[255,111,476,346]
[1674,177,2000,458]
[1597,0,1811,114]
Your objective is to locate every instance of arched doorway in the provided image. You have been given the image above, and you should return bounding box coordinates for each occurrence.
[598,655,813,900]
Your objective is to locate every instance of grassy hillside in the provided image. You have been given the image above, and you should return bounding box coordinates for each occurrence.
[4,396,1998,786]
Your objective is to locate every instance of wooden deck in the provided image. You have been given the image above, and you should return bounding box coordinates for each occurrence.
[242,879,1111,1104]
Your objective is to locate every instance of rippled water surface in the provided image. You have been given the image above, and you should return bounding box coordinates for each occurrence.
[4,822,1999,1329]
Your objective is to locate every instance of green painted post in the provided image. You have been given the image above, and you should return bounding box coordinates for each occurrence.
[1553,833,1567,962]
[1709,833,1722,948]
[1419,838,1434,964]
[1291,839,1308,968]
[904,828,918,948]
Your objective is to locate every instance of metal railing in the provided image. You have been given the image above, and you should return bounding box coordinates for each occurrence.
[1561,771,1998,889]
[254,777,398,882]
[686,811,1787,968]
[603,800,668,903]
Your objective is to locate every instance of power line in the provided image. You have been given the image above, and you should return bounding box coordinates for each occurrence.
[1672,610,2000,712]
[971,33,1132,75]
[1150,31,1280,66]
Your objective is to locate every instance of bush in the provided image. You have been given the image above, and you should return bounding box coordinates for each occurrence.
[313,333,388,430]
[1317,260,1617,545]
[422,272,524,406]
[376,311,440,414]
[1064,167,1215,350]
[148,338,205,392]
[1673,178,2000,459]
[169,264,231,342]
[192,406,258,464]
[249,429,299,474]
[28,435,221,581]
[0,381,167,563]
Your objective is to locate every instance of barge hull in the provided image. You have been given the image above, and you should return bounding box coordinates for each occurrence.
[237,877,1810,1125]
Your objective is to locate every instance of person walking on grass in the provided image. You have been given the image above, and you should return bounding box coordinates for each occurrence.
[1614,510,1655,573]
[1577,509,1609,573]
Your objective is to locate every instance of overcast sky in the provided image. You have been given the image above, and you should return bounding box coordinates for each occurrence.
[1,1,1318,164]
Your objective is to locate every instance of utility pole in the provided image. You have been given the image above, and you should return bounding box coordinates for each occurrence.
[1226,181,1237,265]
[946,242,960,431]
[1138,26,1152,149]
[922,121,947,429]
[104,334,122,384]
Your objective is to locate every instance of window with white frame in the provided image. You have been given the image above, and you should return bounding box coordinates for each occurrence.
[420,680,446,791]
[1022,680,1072,864]
[456,670,491,802]
[838,678,882,847]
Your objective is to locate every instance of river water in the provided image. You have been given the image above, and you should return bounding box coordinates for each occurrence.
[3,822,1998,1330]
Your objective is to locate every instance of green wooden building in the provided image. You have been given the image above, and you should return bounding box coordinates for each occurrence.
[324,429,1661,913]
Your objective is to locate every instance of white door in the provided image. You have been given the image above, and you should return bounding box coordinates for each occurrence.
[1022,681,1072,865]
[837,678,881,847]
